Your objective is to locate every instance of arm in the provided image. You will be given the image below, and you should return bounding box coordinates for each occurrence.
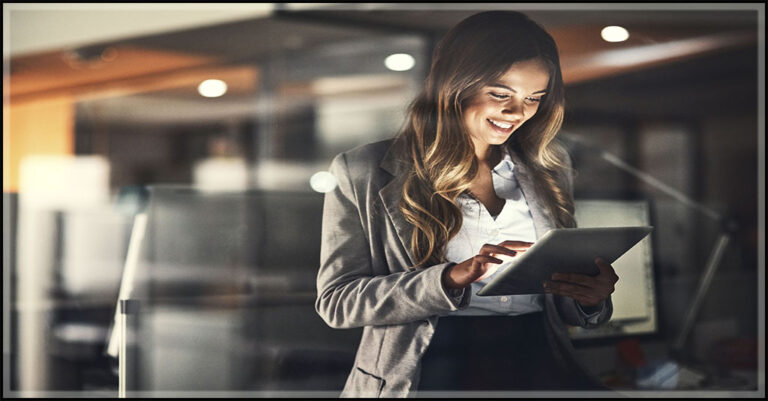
[550,146,614,328]
[554,291,613,328]
[315,153,469,329]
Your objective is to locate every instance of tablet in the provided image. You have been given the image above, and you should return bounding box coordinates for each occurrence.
[476,226,653,296]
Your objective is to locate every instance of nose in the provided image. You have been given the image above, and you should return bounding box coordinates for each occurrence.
[501,98,525,121]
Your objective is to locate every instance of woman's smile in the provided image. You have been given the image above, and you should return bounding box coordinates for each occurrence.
[487,118,516,136]
[463,58,551,157]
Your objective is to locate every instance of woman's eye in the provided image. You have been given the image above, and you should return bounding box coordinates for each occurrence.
[490,92,542,103]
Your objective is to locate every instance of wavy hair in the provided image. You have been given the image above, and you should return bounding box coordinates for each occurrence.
[397,11,576,268]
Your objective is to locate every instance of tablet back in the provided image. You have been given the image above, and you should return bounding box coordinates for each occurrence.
[477,226,653,296]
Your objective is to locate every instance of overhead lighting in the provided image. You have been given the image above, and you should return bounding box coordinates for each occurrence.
[309,171,337,193]
[601,26,630,43]
[197,79,228,98]
[384,53,415,72]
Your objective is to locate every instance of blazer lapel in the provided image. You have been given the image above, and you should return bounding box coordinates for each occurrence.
[378,140,417,267]
[507,147,555,238]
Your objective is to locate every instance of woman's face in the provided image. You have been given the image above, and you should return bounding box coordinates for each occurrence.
[462,58,551,152]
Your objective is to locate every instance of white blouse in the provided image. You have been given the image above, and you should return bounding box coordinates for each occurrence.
[444,146,544,316]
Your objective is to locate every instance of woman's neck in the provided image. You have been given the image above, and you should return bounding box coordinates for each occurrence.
[474,144,501,168]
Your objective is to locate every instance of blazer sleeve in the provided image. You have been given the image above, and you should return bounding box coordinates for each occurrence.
[552,146,614,328]
[315,153,470,329]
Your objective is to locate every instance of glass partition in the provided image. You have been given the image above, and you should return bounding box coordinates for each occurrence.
[7,10,428,395]
[116,186,361,395]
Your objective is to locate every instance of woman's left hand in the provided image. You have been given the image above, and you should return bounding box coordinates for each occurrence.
[543,258,619,308]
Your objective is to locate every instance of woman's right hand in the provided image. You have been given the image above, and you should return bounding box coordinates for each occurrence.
[442,241,534,289]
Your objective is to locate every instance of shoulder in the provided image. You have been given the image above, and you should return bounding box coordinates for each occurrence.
[338,139,394,166]
[550,139,575,194]
[330,138,396,179]
[557,142,573,169]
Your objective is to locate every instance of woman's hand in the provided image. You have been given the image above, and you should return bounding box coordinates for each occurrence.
[543,258,619,308]
[443,241,533,289]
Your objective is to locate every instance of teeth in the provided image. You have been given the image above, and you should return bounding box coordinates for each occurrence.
[489,119,512,129]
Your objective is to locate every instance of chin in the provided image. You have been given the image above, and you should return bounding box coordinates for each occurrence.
[488,139,508,146]
[488,133,513,145]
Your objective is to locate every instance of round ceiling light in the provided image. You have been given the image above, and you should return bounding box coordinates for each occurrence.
[198,79,228,98]
[310,171,337,193]
[384,53,415,72]
[601,26,630,42]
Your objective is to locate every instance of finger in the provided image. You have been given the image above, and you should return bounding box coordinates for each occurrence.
[550,272,595,286]
[477,263,501,281]
[473,255,503,266]
[553,273,613,290]
[545,283,586,299]
[498,240,535,251]
[545,286,581,299]
[545,285,602,305]
[546,280,594,293]
[595,258,615,274]
[546,280,611,298]
[479,244,518,258]
[595,258,620,282]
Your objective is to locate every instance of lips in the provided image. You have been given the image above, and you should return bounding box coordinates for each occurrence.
[487,118,515,135]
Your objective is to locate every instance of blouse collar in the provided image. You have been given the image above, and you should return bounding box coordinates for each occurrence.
[491,145,517,181]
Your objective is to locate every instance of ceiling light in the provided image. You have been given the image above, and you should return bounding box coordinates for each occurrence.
[310,171,337,193]
[384,53,415,72]
[198,79,228,98]
[601,26,630,43]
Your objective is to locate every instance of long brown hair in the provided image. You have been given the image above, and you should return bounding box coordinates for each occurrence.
[398,11,576,268]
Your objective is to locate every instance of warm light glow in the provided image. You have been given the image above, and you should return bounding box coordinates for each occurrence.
[19,155,110,209]
[384,53,415,72]
[601,26,630,42]
[197,79,228,97]
[310,171,337,193]
[193,158,248,191]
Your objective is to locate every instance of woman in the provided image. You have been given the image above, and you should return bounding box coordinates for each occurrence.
[316,11,618,397]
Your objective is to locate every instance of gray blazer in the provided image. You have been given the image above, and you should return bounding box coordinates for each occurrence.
[316,138,612,397]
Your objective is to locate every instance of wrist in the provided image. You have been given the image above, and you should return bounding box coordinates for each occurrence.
[442,263,464,290]
[578,300,603,314]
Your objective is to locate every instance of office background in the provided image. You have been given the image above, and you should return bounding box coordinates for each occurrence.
[3,3,764,397]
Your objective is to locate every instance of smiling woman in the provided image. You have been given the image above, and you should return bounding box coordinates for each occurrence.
[315,10,616,397]
[463,58,550,152]
[460,58,551,228]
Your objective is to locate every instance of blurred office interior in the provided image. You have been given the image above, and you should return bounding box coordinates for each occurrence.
[3,3,763,397]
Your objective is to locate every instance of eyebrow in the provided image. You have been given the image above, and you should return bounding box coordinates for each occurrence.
[489,83,547,94]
